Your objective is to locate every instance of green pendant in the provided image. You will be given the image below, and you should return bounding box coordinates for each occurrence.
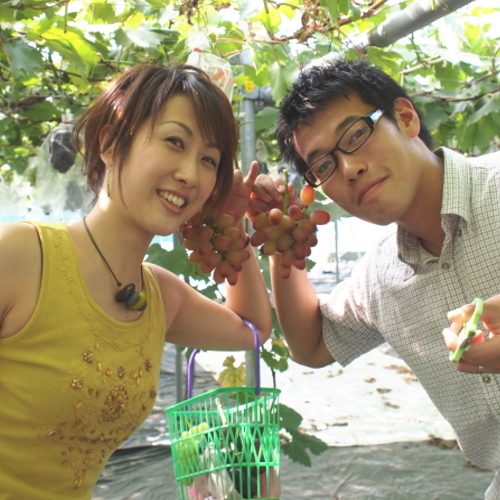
[116,284,148,311]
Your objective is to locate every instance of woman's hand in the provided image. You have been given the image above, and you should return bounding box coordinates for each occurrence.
[223,161,260,225]
[442,294,500,374]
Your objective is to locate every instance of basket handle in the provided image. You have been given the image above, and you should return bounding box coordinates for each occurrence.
[186,319,261,399]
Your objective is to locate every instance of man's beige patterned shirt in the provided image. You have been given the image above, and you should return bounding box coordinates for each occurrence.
[320,147,500,499]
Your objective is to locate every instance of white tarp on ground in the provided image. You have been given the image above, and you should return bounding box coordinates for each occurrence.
[196,345,456,447]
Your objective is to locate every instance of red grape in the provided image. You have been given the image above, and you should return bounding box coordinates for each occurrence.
[214,235,234,251]
[264,225,284,242]
[276,233,293,253]
[206,251,222,269]
[280,215,296,233]
[287,204,302,220]
[249,184,331,278]
[197,241,214,257]
[250,231,266,247]
[268,208,284,226]
[181,212,252,285]
[298,218,317,233]
[309,209,331,225]
[300,185,315,206]
[253,212,271,231]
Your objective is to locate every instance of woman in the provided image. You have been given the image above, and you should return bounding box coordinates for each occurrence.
[0,64,271,499]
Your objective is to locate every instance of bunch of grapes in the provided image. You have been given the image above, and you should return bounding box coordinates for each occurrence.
[250,182,330,278]
[181,212,251,286]
[176,422,209,485]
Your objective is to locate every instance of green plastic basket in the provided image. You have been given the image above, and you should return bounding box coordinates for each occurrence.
[165,320,281,500]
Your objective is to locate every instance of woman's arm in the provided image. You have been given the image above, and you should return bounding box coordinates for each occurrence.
[223,162,272,345]
[0,223,42,339]
[160,161,272,350]
[158,257,270,351]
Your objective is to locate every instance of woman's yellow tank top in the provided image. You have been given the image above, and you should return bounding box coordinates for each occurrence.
[0,222,166,500]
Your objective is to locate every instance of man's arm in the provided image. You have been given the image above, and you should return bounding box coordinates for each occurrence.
[269,253,334,367]
[247,171,335,367]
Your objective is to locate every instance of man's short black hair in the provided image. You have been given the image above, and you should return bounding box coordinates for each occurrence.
[276,59,433,175]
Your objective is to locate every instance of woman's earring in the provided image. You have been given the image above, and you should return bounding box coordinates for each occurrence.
[106,170,111,197]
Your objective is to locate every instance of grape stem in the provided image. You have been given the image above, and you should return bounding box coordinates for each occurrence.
[283,169,290,213]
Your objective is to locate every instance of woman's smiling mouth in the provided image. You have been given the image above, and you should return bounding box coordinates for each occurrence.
[158,190,187,208]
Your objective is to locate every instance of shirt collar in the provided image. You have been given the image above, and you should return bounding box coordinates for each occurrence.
[397,147,470,274]
[440,147,471,221]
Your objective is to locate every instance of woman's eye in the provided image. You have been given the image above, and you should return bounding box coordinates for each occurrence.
[165,136,183,148]
[203,156,219,169]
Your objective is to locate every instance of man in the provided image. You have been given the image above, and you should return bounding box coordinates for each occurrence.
[249,59,500,499]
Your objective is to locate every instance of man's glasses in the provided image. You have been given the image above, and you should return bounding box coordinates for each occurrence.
[303,109,385,188]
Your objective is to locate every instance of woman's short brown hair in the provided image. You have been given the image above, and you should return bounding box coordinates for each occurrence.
[73,64,238,215]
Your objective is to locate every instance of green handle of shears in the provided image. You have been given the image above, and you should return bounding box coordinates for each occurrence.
[449,298,484,363]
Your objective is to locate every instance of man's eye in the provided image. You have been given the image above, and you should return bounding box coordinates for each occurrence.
[315,157,335,176]
[347,126,369,147]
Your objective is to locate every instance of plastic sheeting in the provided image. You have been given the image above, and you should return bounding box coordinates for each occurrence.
[193,345,456,446]
[92,343,494,499]
[94,442,493,500]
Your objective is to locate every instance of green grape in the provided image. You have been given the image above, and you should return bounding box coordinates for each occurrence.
[176,422,209,485]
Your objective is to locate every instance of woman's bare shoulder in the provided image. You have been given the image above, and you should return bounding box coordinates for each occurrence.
[145,262,198,308]
[146,261,188,293]
[0,222,42,338]
[0,222,40,260]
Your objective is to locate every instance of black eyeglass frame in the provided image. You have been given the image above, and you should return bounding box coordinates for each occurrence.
[303,108,385,188]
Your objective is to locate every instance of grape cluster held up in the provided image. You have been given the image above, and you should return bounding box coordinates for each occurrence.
[180,211,251,286]
[180,181,330,285]
[250,185,330,278]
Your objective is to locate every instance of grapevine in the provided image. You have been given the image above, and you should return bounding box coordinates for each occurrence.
[250,170,330,278]
[180,211,251,286]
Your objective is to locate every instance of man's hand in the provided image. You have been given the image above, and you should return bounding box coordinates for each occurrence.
[246,171,300,224]
[442,294,500,374]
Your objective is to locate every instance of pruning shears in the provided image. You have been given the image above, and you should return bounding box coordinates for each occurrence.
[449,298,484,363]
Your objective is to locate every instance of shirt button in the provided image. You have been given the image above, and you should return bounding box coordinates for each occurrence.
[441,263,450,270]
[456,229,462,237]
[482,374,491,384]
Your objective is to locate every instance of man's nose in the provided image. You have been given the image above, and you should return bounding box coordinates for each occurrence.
[337,152,367,182]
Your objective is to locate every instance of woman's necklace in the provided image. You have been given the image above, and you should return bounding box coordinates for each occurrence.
[83,217,148,311]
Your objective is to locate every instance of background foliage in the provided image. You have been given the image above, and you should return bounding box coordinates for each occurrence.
[1,0,499,464]
[1,0,499,180]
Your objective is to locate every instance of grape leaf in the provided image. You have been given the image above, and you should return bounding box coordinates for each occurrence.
[279,403,302,429]
[4,39,44,77]
[146,244,190,275]
[254,106,279,133]
[269,61,299,104]
[281,429,329,467]
[217,356,246,388]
